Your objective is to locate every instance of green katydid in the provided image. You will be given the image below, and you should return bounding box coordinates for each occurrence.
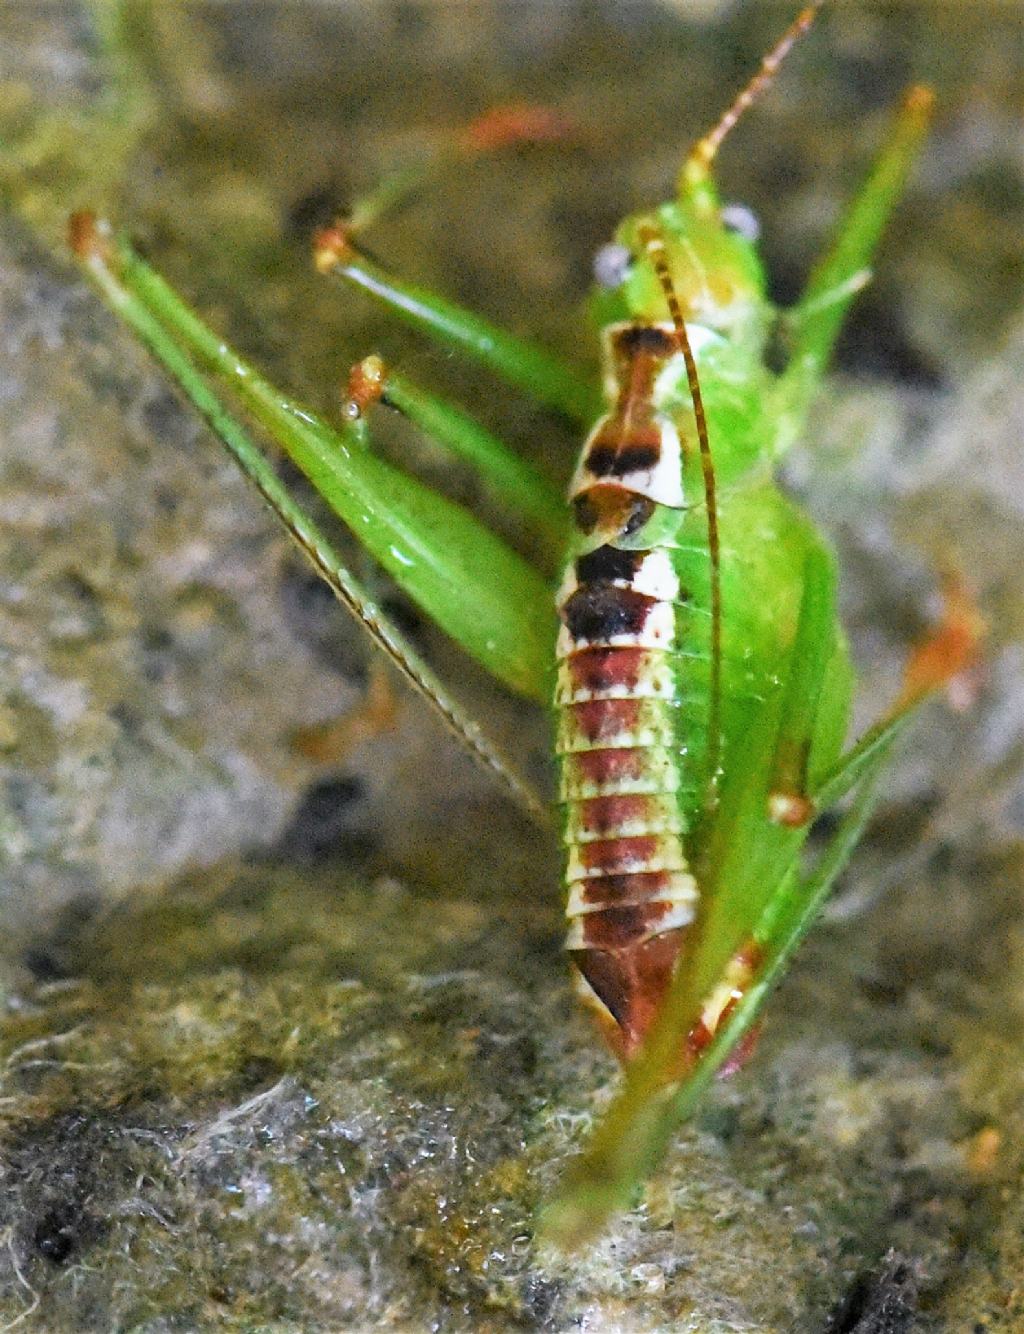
[70,5,981,1246]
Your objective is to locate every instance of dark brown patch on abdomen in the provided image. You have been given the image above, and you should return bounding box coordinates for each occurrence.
[562,585,658,642]
[577,835,661,877]
[574,545,644,585]
[585,438,662,479]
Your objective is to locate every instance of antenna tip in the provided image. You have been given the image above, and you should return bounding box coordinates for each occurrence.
[680,1,821,190]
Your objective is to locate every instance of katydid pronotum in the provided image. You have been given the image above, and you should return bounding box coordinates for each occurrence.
[70,5,980,1245]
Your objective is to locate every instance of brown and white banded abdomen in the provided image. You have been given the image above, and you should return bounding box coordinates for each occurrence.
[555,322,707,1058]
[555,537,698,1058]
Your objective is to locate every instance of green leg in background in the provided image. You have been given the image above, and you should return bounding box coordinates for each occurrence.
[344,355,566,571]
[312,106,599,427]
[315,231,599,426]
[773,84,935,454]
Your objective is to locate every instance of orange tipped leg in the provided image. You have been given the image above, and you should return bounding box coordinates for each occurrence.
[897,568,986,712]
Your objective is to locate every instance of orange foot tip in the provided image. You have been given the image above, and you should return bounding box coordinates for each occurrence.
[457,102,577,154]
[344,355,386,420]
[312,222,355,274]
[68,210,111,262]
[902,84,936,119]
[290,662,398,763]
[900,570,986,712]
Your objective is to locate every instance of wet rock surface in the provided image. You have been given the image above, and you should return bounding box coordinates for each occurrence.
[0,3,1022,1329]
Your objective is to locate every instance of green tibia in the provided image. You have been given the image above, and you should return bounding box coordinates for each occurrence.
[770,543,841,802]
[372,364,566,571]
[321,244,600,426]
[775,85,935,448]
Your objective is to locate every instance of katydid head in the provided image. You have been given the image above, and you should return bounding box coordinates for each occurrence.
[593,199,768,334]
[591,3,818,336]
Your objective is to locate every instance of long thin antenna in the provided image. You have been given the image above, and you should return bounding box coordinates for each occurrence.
[684,3,820,184]
[639,224,722,804]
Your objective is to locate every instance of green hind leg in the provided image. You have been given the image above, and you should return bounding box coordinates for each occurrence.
[71,214,555,817]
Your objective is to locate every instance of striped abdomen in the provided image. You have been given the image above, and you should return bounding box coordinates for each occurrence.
[556,323,701,1058]
[555,540,699,1057]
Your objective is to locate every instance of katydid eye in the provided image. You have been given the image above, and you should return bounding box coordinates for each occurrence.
[593,242,633,288]
[721,203,760,242]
